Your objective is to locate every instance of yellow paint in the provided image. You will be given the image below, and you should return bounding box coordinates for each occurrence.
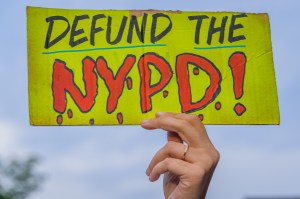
[27,7,280,125]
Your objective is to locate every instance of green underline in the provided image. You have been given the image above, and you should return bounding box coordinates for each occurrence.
[194,45,246,50]
[42,44,167,55]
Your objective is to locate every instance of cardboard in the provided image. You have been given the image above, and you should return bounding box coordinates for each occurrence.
[27,7,280,125]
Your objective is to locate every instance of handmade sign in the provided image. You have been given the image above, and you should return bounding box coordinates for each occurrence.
[27,7,280,125]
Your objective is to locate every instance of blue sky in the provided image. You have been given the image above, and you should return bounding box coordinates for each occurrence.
[0,1,300,199]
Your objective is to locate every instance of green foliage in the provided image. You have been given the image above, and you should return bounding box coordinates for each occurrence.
[0,156,44,199]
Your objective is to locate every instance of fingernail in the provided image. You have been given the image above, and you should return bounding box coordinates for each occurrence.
[146,169,150,176]
[149,176,153,182]
[149,175,157,182]
[141,119,149,125]
[156,112,165,117]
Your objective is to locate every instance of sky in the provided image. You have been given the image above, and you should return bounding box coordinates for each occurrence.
[0,1,300,199]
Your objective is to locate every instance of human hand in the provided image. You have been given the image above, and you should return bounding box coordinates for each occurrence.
[141,112,220,199]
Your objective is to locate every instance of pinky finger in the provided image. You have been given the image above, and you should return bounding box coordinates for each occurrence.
[149,157,191,182]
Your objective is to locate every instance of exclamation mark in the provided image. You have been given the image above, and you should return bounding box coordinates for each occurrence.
[228,52,247,116]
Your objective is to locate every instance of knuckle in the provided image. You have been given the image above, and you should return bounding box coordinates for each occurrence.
[179,113,199,124]
[163,157,173,166]
[162,142,173,155]
[156,118,165,127]
[207,147,220,164]
[177,113,187,118]
[198,148,220,166]
[177,120,190,129]
[162,143,170,151]
[167,141,177,148]
[203,154,215,168]
[163,141,175,150]
[188,114,200,122]
[213,149,221,162]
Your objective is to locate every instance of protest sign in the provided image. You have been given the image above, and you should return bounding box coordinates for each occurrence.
[27,7,280,125]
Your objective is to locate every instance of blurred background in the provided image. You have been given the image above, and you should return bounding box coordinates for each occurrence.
[0,1,300,199]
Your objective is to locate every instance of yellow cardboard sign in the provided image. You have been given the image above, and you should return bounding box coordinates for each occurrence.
[27,7,280,125]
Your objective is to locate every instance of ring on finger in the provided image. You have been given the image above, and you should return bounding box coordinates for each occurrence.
[182,144,189,160]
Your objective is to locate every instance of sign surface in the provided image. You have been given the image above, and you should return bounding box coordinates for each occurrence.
[27,7,280,125]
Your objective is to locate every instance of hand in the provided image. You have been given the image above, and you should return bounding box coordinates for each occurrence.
[141,112,220,199]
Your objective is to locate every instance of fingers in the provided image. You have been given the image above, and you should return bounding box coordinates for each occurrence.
[146,141,189,175]
[141,112,208,147]
[148,157,191,182]
[157,112,209,140]
[146,140,219,176]
[142,112,219,199]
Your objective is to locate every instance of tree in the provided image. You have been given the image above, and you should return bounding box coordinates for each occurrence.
[0,156,44,199]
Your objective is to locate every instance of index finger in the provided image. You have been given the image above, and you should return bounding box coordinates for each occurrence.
[156,112,209,140]
[141,114,203,147]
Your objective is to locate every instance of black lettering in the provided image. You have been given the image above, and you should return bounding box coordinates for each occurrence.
[44,16,70,49]
[188,15,209,45]
[127,14,148,43]
[90,14,106,46]
[229,13,247,43]
[106,16,128,45]
[69,15,90,47]
[207,16,228,45]
[151,13,172,43]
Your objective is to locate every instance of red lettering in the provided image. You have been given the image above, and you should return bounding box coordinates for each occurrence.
[52,57,98,113]
[138,52,173,113]
[228,52,246,99]
[51,52,230,116]
[96,55,136,113]
[176,53,221,112]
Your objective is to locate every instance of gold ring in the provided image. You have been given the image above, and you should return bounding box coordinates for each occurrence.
[183,144,189,160]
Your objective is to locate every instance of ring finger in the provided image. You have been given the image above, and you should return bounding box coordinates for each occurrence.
[146,141,193,175]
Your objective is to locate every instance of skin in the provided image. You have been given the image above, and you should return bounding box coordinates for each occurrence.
[141,112,220,199]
